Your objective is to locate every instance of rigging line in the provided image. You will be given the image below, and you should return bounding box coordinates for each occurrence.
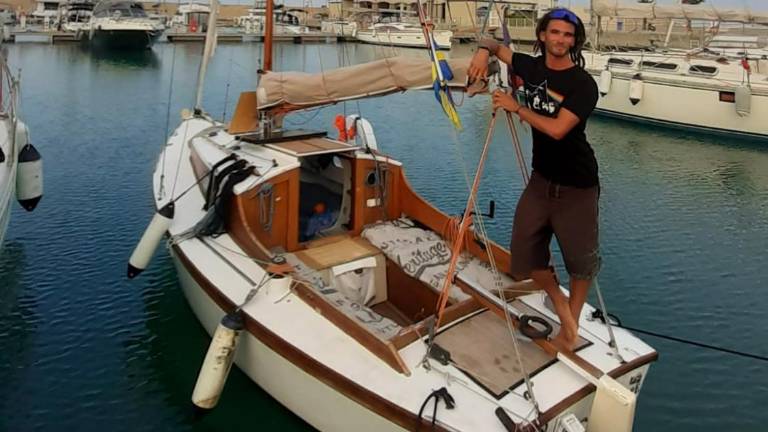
[593,312,768,363]
[222,45,236,122]
[466,157,541,415]
[479,0,497,37]
[592,279,624,362]
[434,111,498,328]
[160,43,179,200]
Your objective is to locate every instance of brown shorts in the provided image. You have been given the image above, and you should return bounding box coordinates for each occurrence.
[509,171,601,280]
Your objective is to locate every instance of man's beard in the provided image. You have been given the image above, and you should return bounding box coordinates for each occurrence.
[546,45,570,59]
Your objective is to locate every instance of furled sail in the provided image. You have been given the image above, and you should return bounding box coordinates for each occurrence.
[257,56,470,114]
[593,0,768,24]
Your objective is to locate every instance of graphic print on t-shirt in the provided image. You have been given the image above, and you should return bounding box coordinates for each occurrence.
[520,80,564,118]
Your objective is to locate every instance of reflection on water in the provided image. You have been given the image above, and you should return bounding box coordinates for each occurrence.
[0,241,39,426]
[0,42,766,432]
[87,45,162,69]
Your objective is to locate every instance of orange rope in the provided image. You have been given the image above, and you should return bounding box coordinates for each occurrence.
[435,111,498,328]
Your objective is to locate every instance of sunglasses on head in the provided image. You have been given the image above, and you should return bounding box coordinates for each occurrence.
[550,9,579,26]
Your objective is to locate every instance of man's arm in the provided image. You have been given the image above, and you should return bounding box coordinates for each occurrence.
[491,91,581,141]
[518,107,581,141]
[468,39,514,79]
[478,38,513,65]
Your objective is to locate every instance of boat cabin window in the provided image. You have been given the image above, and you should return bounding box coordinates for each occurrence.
[689,65,718,77]
[298,154,353,242]
[94,2,147,18]
[640,61,678,72]
[608,58,634,67]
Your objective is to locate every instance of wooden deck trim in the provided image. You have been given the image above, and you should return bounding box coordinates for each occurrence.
[290,280,411,376]
[396,168,514,276]
[389,297,483,349]
[172,244,448,432]
[524,351,659,431]
[454,278,605,378]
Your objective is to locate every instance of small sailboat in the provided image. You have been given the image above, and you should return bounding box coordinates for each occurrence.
[129,1,657,430]
[0,51,43,249]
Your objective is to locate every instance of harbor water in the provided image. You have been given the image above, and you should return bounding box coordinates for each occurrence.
[1,42,767,431]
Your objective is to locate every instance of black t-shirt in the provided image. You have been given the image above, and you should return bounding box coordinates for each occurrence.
[511,53,599,188]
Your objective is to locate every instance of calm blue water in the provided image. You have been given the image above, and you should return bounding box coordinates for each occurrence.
[1,42,767,432]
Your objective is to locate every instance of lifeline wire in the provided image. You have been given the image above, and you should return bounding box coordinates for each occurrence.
[160,43,179,200]
[593,312,768,363]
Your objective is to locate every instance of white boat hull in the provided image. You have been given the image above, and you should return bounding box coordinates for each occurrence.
[585,51,768,140]
[355,29,452,50]
[171,246,650,431]
[152,116,656,432]
[0,117,17,248]
[171,248,409,432]
[591,72,768,139]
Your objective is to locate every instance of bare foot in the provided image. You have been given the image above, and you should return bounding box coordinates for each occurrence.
[563,326,579,351]
[551,325,579,352]
[550,331,570,352]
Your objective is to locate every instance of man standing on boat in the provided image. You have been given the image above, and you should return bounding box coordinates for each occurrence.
[468,8,599,351]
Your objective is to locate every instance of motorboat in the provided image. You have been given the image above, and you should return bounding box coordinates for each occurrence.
[88,0,165,50]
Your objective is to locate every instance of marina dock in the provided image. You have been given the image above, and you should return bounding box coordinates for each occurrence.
[6,29,342,44]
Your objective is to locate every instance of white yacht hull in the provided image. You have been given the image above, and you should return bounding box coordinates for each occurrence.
[585,51,768,140]
[591,72,768,139]
[355,29,452,50]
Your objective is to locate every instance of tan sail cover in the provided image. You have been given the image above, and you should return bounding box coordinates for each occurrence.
[257,56,470,113]
[593,0,768,24]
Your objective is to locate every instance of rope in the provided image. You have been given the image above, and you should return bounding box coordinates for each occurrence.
[592,279,624,362]
[461,116,541,415]
[416,387,455,431]
[159,43,179,201]
[592,310,768,363]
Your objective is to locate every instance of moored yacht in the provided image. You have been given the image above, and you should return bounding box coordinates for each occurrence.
[584,49,768,140]
[88,0,165,50]
[355,22,452,50]
[60,0,94,33]
[585,0,768,140]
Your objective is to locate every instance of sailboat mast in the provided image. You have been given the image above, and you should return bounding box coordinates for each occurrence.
[194,0,219,111]
[264,0,274,71]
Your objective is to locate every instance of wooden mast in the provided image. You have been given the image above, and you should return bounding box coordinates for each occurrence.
[264,0,274,71]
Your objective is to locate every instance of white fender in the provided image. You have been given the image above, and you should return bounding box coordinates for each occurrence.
[127,202,174,278]
[587,375,637,432]
[735,84,751,117]
[15,124,44,212]
[598,69,612,96]
[345,115,378,151]
[629,73,643,106]
[192,313,244,409]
